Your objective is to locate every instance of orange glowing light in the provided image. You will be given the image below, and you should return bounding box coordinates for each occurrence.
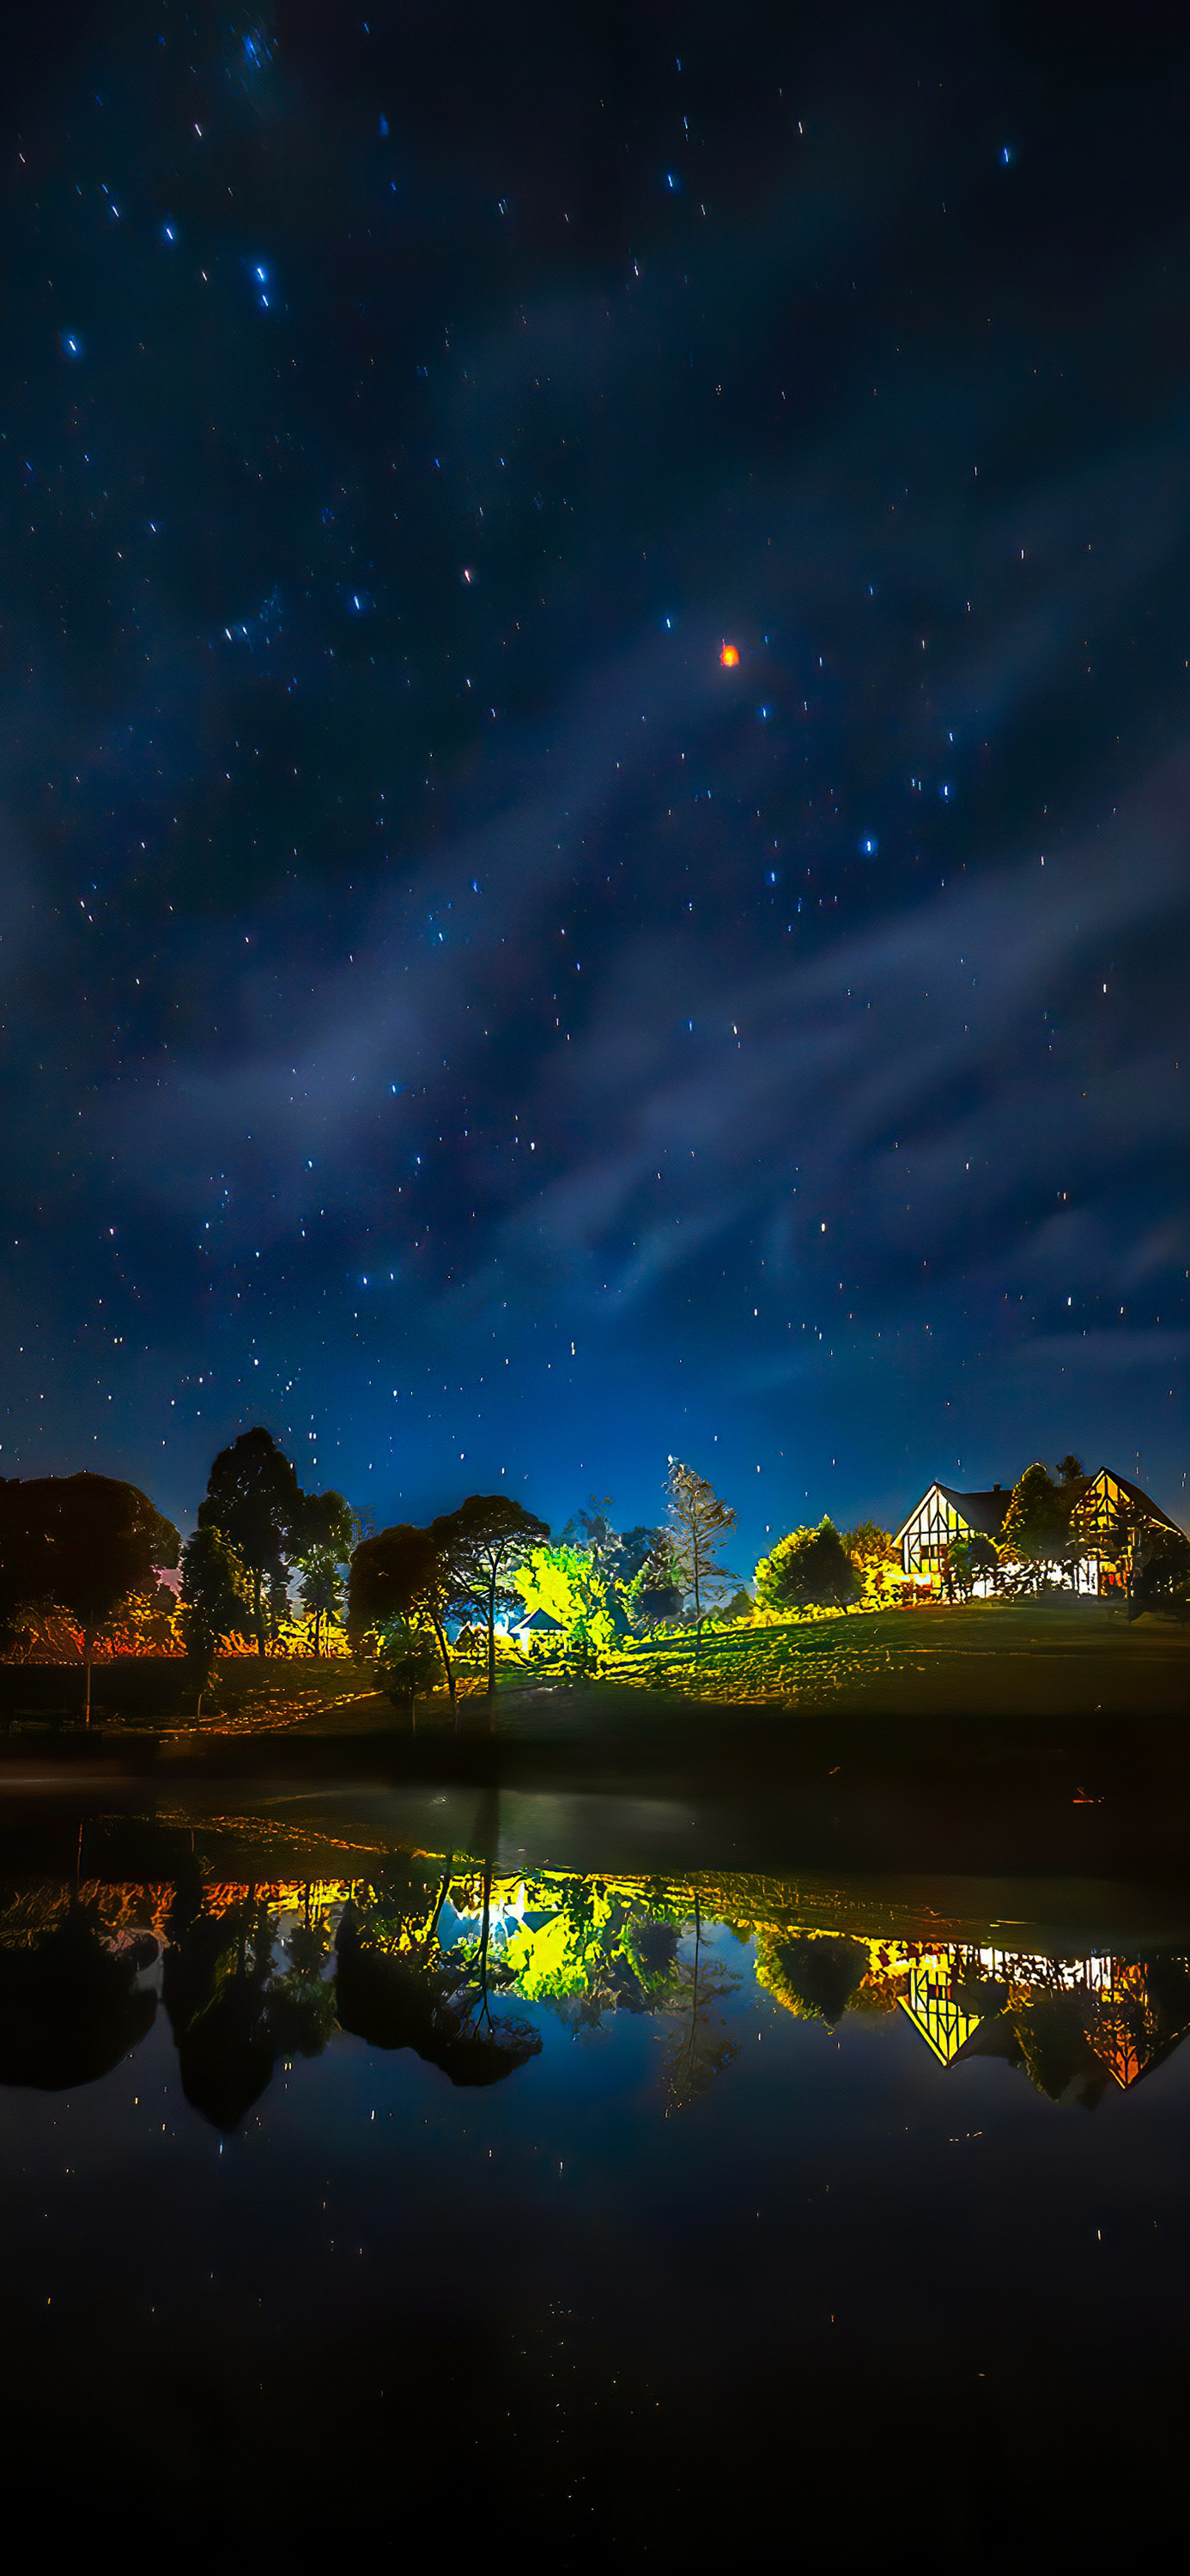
[719,642,740,667]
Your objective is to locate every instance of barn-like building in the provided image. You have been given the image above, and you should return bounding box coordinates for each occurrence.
[892,1467,1182,1595]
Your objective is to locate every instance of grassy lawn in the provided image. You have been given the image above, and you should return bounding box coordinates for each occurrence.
[0,1598,1186,1741]
[511,1595,1190,1721]
[0,1655,386,1733]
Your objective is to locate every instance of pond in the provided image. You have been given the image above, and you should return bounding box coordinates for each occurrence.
[3,1781,1189,2563]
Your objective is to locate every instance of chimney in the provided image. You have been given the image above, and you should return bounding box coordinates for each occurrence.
[993,1483,1001,1493]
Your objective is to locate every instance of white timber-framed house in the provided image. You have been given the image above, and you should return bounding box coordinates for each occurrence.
[892,1467,1184,1595]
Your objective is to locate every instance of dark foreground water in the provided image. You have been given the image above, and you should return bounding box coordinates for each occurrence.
[3,1782,1190,2566]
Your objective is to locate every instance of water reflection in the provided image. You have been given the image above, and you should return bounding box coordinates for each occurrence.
[1,1852,1187,2124]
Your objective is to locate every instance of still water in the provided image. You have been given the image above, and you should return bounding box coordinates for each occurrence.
[3,1784,1190,2563]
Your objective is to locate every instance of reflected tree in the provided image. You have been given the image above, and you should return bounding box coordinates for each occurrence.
[659,1899,740,2111]
[162,1882,335,2131]
[335,1862,542,2087]
[0,1901,156,2088]
[756,1931,870,2026]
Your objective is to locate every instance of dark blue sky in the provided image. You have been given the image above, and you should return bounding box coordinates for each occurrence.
[2,0,1187,1566]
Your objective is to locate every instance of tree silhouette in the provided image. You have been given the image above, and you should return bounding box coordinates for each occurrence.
[335,1867,542,2087]
[162,1885,334,2132]
[659,1899,739,2111]
[349,1517,464,1710]
[0,1472,180,1722]
[290,1488,355,1652]
[0,1902,157,2088]
[664,1461,738,1643]
[1000,1463,1074,1590]
[179,1524,253,1715]
[444,1495,550,1701]
[197,1427,304,1655]
[1126,1525,1190,1622]
[628,1532,686,1628]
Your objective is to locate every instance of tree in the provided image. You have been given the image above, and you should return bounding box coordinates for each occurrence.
[628,1532,685,1628]
[659,1899,740,2112]
[348,1521,460,1710]
[1126,1526,1190,1623]
[944,1533,999,1601]
[443,1495,550,1700]
[290,1488,355,1653]
[0,1473,180,1722]
[754,1517,860,1614]
[842,1520,900,1604]
[374,1626,443,1722]
[664,1460,738,1649]
[559,1498,657,1589]
[296,1548,343,1655]
[179,1525,253,1716]
[999,1463,1073,1590]
[197,1427,303,1655]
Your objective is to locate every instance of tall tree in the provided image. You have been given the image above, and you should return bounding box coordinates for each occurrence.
[664,1459,737,1649]
[179,1525,253,1716]
[349,1520,460,1708]
[628,1532,685,1628]
[197,1427,303,1656]
[444,1495,550,1700]
[297,1548,343,1656]
[288,1481,355,1655]
[0,1473,179,1722]
[659,1899,740,2113]
[1000,1463,1073,1589]
[293,1491,355,1643]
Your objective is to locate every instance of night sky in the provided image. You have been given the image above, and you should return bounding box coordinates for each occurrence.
[3,0,1188,1565]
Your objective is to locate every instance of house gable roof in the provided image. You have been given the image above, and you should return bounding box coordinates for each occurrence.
[894,1467,1185,1554]
[892,1482,1011,1548]
[1082,1468,1184,1538]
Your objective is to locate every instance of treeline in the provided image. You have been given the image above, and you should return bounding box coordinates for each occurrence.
[0,1436,896,1720]
[6,1437,1183,1725]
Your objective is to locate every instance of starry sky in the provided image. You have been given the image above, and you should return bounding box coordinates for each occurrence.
[3,0,1188,1564]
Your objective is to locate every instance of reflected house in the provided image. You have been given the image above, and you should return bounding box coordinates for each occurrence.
[5,1859,1190,2124]
[900,1960,989,2064]
[898,1947,1190,2103]
[893,1466,1182,1595]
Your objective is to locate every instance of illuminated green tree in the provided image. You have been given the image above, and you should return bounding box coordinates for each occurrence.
[755,1517,860,1614]
[841,1520,899,1601]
